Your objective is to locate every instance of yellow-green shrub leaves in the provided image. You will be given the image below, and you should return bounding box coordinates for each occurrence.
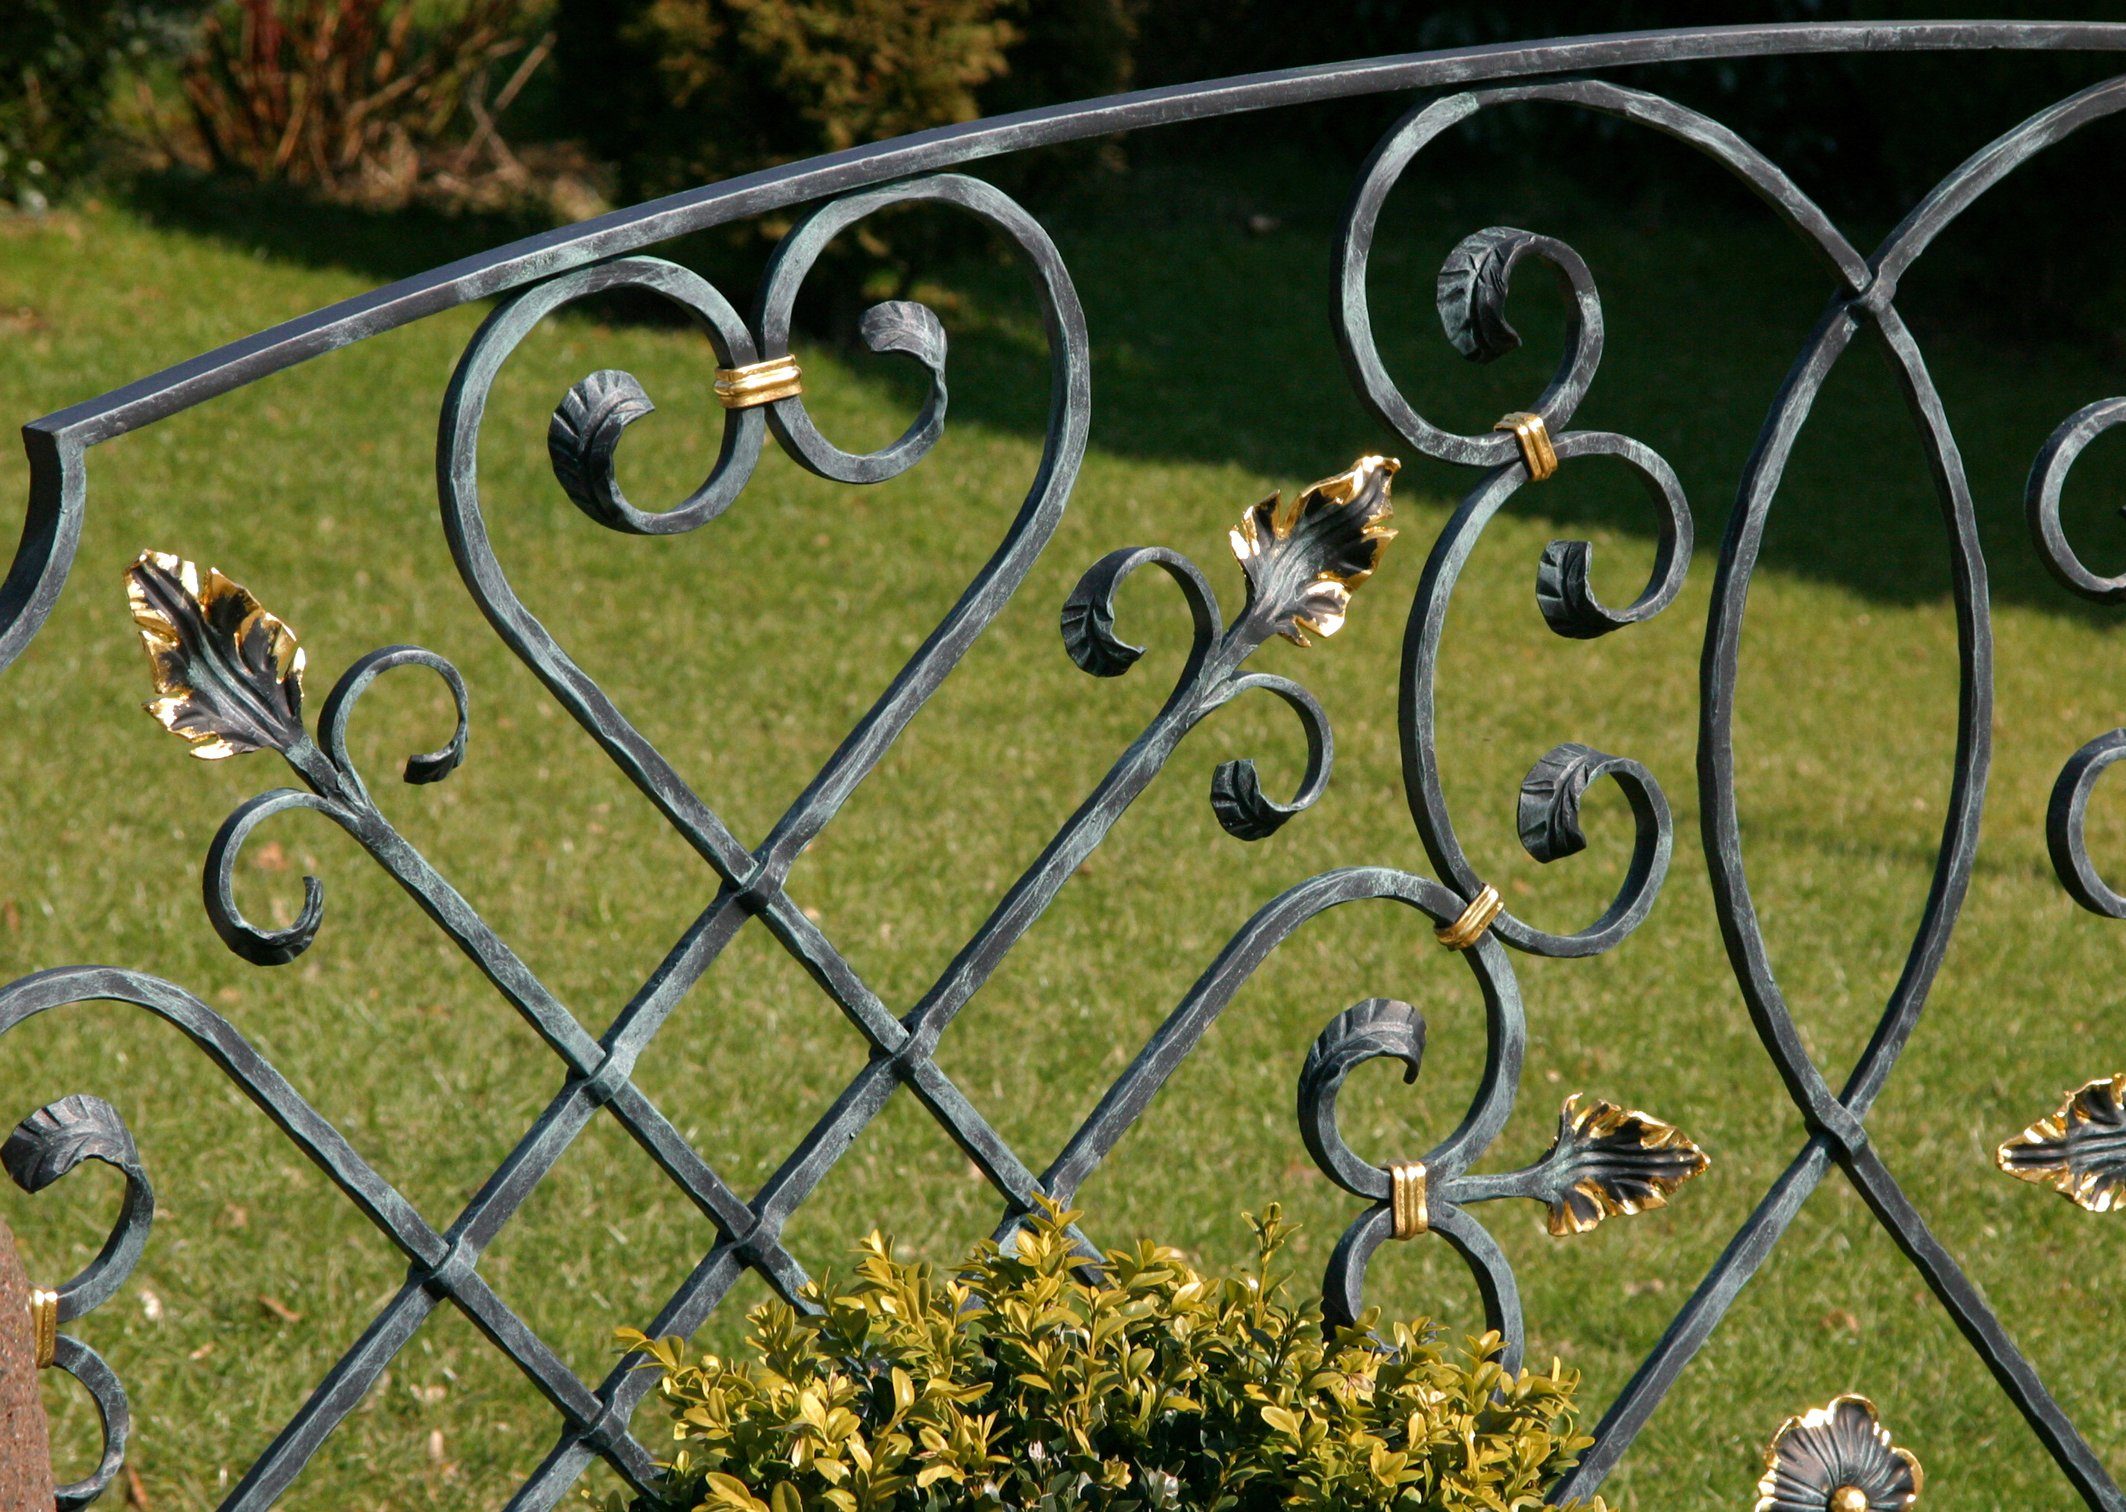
[601,1202,1609,1512]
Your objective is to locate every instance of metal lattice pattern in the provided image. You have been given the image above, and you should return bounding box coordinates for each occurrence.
[5,20,2126,1511]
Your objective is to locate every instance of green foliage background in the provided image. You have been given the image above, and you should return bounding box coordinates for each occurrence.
[613,1204,1606,1512]
[0,0,130,207]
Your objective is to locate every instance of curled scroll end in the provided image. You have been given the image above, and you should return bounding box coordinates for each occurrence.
[548,369,655,528]
[1535,539,1627,639]
[2026,396,2126,605]
[2047,730,2126,919]
[1209,758,1290,841]
[1517,740,1612,863]
[404,745,464,787]
[1996,1072,2126,1213]
[316,646,472,796]
[220,875,326,967]
[204,787,338,968]
[1060,547,1222,681]
[1301,998,1426,1103]
[402,715,467,786]
[5,1097,153,1326]
[1437,227,1536,363]
[1231,455,1399,646]
[1537,1094,1708,1237]
[1060,570,1145,677]
[125,551,306,759]
[1205,673,1331,842]
[860,299,949,381]
[3,1096,141,1196]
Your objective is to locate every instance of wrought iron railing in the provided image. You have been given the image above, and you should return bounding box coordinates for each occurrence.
[5,19,2126,1510]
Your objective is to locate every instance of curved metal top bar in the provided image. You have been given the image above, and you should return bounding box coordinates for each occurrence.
[24,20,2126,449]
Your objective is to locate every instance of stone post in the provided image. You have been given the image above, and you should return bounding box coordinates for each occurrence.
[0,1218,54,1510]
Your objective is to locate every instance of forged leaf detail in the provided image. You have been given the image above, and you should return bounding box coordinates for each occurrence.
[1209,758,1286,841]
[1534,539,1626,640]
[1534,1094,1708,1237]
[1297,999,1425,1203]
[2,1095,141,1195]
[548,369,656,527]
[1518,741,1611,863]
[859,300,949,377]
[1299,998,1426,1105]
[1229,455,1399,645]
[1059,567,1144,677]
[1436,228,1539,363]
[1755,1395,1922,1512]
[1996,1072,2126,1213]
[125,551,305,759]
[405,742,465,787]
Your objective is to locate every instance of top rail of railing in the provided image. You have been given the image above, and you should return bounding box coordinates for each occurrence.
[21,20,2126,449]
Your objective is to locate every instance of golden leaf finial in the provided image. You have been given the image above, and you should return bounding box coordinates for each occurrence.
[1541,1094,1710,1237]
[1228,455,1399,645]
[124,551,306,759]
[1996,1072,2126,1213]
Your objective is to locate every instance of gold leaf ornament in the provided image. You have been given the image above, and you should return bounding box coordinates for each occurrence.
[1756,1395,1922,1512]
[1229,454,1399,645]
[1996,1071,2126,1213]
[125,551,306,759]
[1540,1094,1709,1237]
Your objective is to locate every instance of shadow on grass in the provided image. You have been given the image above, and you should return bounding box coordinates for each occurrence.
[115,132,2126,625]
[122,168,567,289]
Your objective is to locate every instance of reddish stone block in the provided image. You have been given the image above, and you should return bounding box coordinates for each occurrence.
[0,1219,54,1510]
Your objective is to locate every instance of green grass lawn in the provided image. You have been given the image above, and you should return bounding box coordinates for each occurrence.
[2,129,2125,1511]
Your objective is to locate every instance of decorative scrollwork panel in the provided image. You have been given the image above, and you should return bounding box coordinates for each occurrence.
[3,20,2126,1511]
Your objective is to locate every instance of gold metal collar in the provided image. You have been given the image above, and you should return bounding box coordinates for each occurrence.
[1388,1161,1428,1239]
[1435,884,1503,950]
[1494,411,1558,482]
[715,355,803,409]
[29,1287,57,1370]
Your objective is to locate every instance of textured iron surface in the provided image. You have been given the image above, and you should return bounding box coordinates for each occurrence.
[5,19,2126,1509]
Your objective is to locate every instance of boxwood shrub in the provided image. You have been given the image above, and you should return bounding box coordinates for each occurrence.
[599,1201,1611,1512]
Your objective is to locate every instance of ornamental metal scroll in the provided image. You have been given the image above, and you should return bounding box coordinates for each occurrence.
[4,19,2126,1512]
